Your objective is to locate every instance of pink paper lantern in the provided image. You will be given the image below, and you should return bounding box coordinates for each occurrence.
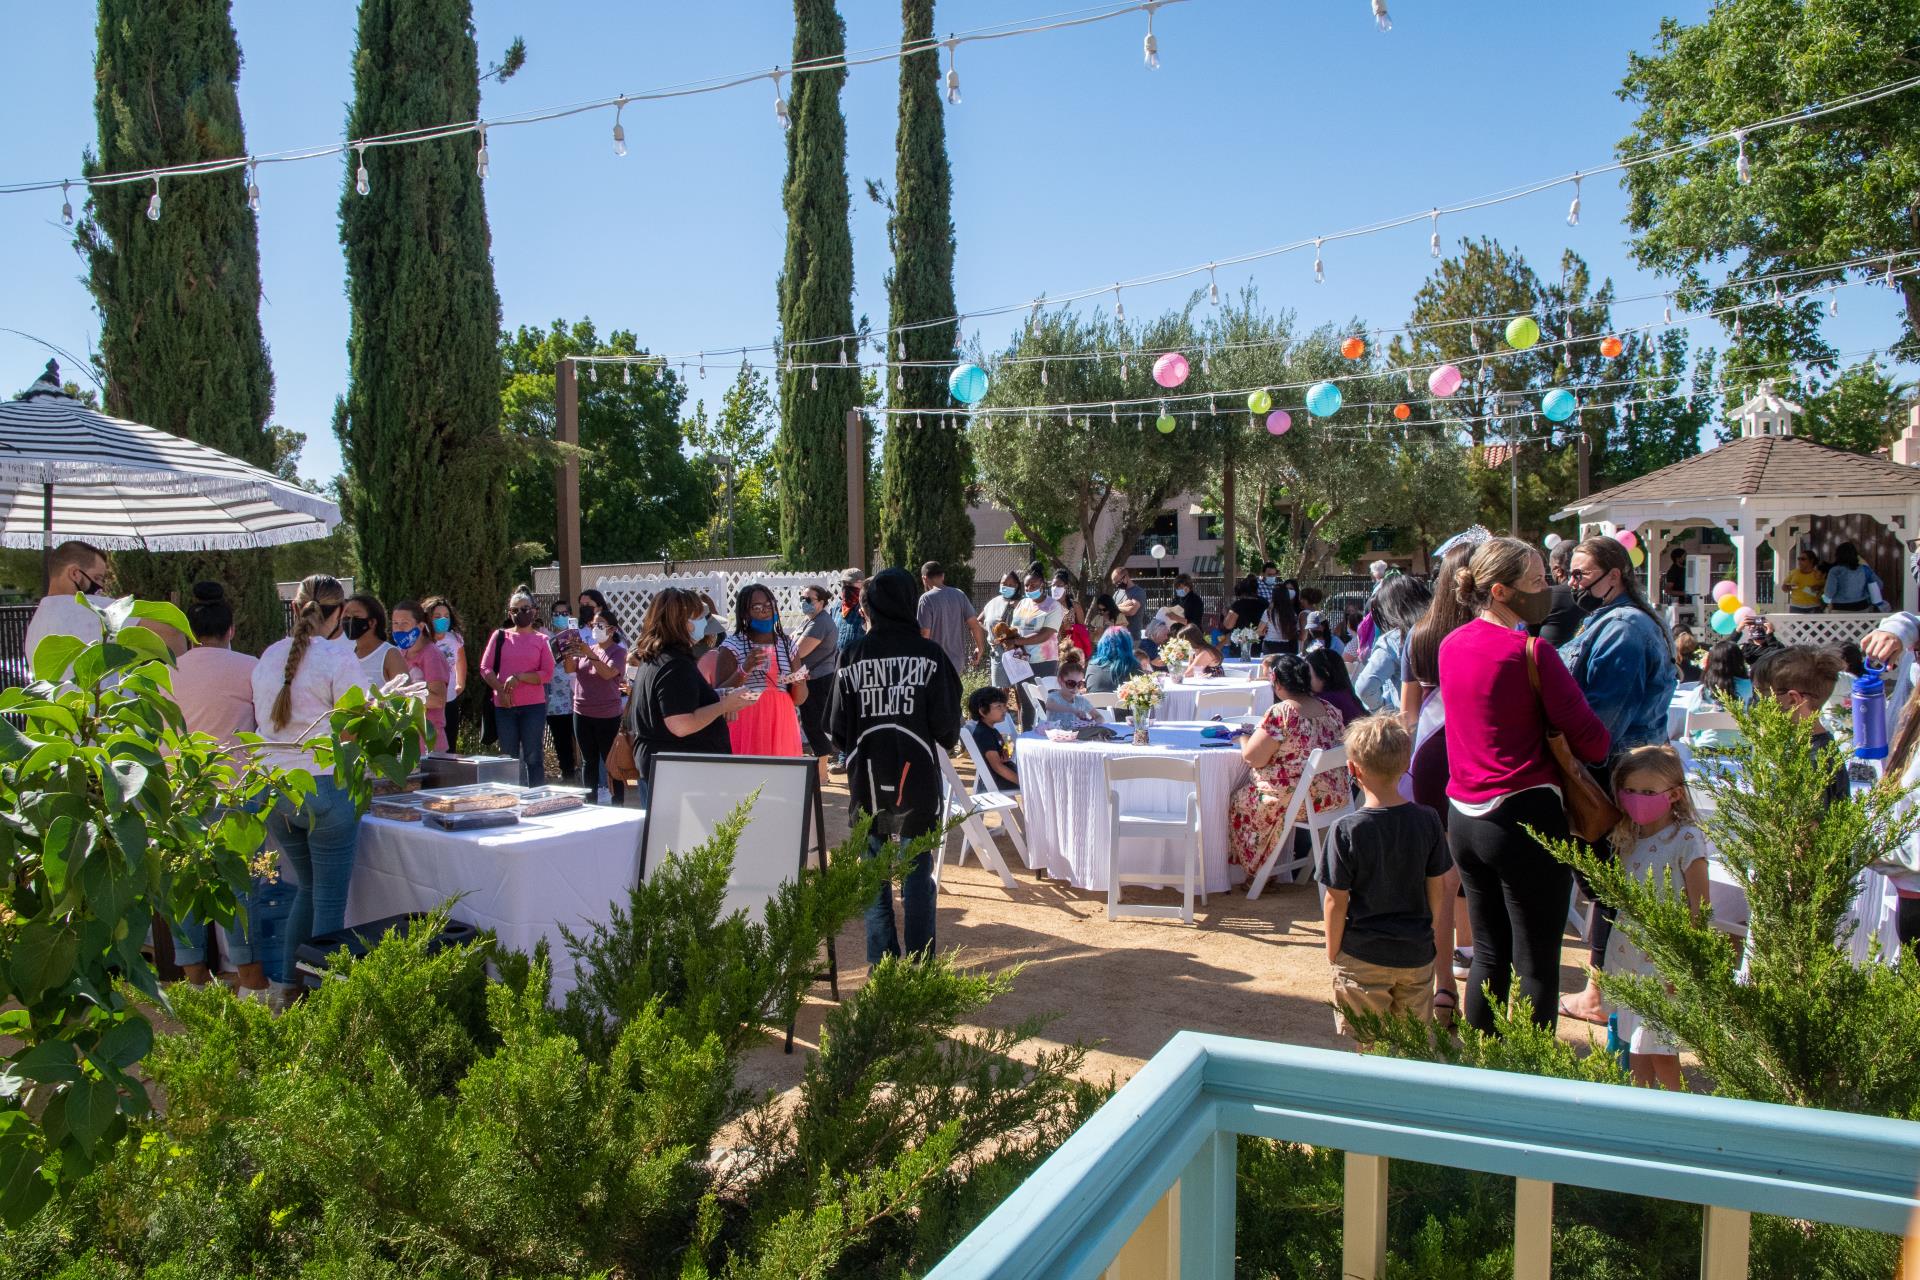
[1711,579,1738,601]
[1617,529,1638,550]
[1151,352,1190,389]
[1266,410,1292,435]
[1427,363,1463,397]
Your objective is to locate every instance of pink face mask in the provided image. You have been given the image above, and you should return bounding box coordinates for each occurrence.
[1619,790,1674,825]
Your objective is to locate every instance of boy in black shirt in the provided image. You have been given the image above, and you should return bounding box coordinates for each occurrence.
[967,687,1019,793]
[1323,714,1451,1042]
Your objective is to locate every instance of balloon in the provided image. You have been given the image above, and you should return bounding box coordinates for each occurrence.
[1265,410,1292,435]
[1152,352,1190,389]
[1616,529,1638,550]
[1734,606,1757,625]
[1711,579,1738,601]
[1600,335,1624,358]
[1505,316,1541,349]
[1155,413,1177,434]
[947,362,989,404]
[1599,521,1618,537]
[1341,335,1366,360]
[1543,533,1563,550]
[1540,388,1577,422]
[1305,381,1343,417]
[1428,363,1464,397]
[1628,546,1645,567]
[1711,610,1738,636]
[1392,402,1412,421]
[1248,389,1273,414]
[1719,594,1742,615]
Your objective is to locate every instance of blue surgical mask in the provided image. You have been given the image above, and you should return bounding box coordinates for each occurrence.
[801,600,818,616]
[999,585,1017,600]
[688,617,703,643]
[392,627,421,651]
[1026,589,1045,602]
[749,616,776,634]
[433,616,451,635]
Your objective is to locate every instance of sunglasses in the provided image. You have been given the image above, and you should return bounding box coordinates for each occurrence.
[1060,678,1084,689]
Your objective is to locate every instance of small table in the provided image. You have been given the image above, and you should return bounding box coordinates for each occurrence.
[349,802,645,998]
[1153,675,1273,723]
[1015,722,1251,894]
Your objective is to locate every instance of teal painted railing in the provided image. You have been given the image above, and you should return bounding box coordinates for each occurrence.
[927,1032,1920,1280]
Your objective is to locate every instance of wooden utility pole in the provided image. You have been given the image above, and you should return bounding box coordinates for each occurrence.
[555,358,581,602]
[1221,419,1238,612]
[845,408,865,572]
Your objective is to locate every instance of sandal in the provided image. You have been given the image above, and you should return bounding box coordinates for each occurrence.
[1557,998,1608,1026]
[1432,989,1457,1028]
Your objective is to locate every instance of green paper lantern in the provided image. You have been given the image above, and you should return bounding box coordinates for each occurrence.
[1155,414,1177,434]
[1248,389,1272,414]
[1505,316,1541,349]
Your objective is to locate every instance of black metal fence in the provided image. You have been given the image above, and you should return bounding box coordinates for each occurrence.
[0,603,35,689]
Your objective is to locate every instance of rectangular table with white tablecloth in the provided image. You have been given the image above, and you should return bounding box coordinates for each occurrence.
[348,803,645,998]
[1014,722,1251,894]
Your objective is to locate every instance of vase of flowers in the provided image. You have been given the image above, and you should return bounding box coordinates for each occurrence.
[1230,626,1259,659]
[1159,635,1194,684]
[1118,673,1163,744]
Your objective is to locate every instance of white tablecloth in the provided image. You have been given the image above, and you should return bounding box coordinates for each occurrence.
[1152,677,1273,723]
[1705,856,1902,964]
[349,803,646,998]
[1667,683,1698,741]
[1015,722,1251,894]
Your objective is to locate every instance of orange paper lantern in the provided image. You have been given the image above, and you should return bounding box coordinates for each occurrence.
[1600,335,1623,358]
[1340,335,1366,360]
[1392,402,1412,421]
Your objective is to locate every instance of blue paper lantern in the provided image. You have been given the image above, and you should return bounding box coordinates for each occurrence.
[1305,381,1343,418]
[1540,388,1577,422]
[947,362,989,405]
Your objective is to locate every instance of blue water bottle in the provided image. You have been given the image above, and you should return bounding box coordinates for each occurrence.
[1852,662,1888,760]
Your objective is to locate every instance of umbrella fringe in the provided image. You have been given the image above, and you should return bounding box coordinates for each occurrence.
[0,522,334,553]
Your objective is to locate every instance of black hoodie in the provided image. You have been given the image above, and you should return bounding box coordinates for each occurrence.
[827,567,962,822]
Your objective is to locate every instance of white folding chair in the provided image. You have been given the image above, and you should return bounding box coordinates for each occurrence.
[1104,755,1206,924]
[1245,745,1359,900]
[1683,705,1740,737]
[1082,691,1123,723]
[955,728,1031,866]
[1192,687,1258,720]
[935,751,1019,891]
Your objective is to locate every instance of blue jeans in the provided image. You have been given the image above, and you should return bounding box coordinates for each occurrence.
[170,888,258,969]
[863,815,938,964]
[495,702,547,786]
[269,774,361,984]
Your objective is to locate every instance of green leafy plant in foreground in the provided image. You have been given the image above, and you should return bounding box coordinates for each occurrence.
[0,596,426,1225]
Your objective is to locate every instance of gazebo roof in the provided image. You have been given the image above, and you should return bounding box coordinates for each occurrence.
[1554,434,1920,520]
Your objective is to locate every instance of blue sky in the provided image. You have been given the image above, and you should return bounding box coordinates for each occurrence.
[3,1,1903,484]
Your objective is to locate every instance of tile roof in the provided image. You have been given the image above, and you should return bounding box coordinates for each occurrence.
[1570,435,1920,510]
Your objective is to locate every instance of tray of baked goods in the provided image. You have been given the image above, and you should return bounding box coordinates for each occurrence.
[514,786,587,817]
[420,784,524,813]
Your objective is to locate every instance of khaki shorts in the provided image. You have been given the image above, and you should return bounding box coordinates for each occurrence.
[1331,951,1434,1039]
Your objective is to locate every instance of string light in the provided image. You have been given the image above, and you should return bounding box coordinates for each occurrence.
[698,353,706,378]
[1830,288,1840,317]
[1888,256,1897,289]
[839,339,848,365]
[1372,0,1392,32]
[354,146,370,196]
[145,177,160,222]
[1565,173,1581,227]
[1312,237,1324,284]
[245,161,260,212]
[772,69,790,131]
[1113,285,1125,323]
[624,363,632,385]
[1429,209,1440,258]
[1734,129,1751,185]
[944,39,961,105]
[59,180,72,226]
[1040,359,1048,386]
[475,124,489,178]
[613,98,628,156]
[1663,296,1672,324]
[1207,263,1219,305]
[810,366,818,390]
[1143,2,1160,68]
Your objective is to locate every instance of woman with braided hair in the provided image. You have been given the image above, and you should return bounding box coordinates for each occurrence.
[249,573,367,1004]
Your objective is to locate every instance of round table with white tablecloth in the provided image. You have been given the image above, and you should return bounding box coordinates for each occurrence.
[1014,722,1251,894]
[1151,675,1273,723]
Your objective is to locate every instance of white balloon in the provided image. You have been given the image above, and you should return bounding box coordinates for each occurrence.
[1543,533,1563,550]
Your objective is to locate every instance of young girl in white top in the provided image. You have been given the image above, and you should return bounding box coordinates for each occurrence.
[1605,745,1711,1091]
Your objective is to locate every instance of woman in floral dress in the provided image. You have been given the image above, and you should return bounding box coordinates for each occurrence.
[1228,654,1350,877]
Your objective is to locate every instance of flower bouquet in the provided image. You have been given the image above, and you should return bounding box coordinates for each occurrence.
[1159,635,1194,683]
[1117,672,1163,745]
[1230,626,1260,659]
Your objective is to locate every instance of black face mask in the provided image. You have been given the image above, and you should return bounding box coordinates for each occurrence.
[342,616,373,641]
[1573,585,1611,615]
[578,605,596,626]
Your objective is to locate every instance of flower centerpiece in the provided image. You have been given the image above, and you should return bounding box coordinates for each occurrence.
[1117,672,1163,745]
[1230,626,1260,658]
[1158,635,1194,684]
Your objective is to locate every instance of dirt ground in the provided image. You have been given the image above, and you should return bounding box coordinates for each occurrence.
[735,758,1605,1097]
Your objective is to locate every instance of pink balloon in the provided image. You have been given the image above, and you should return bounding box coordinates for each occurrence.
[1427,363,1463,397]
[1734,606,1757,625]
[1152,352,1190,389]
[1616,529,1638,550]
[1712,579,1738,601]
[1266,410,1292,435]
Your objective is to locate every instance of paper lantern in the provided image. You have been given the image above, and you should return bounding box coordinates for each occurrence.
[1711,610,1738,636]
[1248,389,1273,414]
[1341,335,1366,360]
[1265,410,1292,435]
[1540,388,1576,422]
[1428,363,1463,397]
[947,362,989,404]
[1616,529,1638,550]
[1718,594,1742,615]
[1305,381,1343,417]
[1155,413,1177,434]
[1392,402,1412,421]
[1711,579,1738,601]
[1543,533,1563,550]
[1600,335,1624,358]
[1628,546,1645,567]
[1505,316,1541,349]
[1152,352,1190,389]
[1734,606,1757,625]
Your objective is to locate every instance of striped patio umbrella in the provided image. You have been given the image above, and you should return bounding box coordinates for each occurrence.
[1,361,338,551]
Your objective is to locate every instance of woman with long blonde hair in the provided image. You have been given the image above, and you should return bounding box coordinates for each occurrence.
[248,573,367,1003]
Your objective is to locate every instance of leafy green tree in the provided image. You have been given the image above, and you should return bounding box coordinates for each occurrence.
[79,0,282,649]
[1600,328,1718,487]
[335,0,508,629]
[1803,359,1913,455]
[680,361,781,560]
[873,0,974,588]
[498,320,708,579]
[777,0,861,568]
[1619,0,1920,353]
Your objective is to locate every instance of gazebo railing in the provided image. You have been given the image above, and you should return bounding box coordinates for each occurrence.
[927,1032,1920,1280]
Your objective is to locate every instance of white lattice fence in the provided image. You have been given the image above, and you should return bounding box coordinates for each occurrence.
[1765,612,1882,649]
[594,569,849,634]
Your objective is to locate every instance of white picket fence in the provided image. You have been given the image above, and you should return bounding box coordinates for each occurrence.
[593,570,849,634]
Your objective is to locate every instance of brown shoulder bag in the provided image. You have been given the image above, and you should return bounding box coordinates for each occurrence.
[1523,637,1621,842]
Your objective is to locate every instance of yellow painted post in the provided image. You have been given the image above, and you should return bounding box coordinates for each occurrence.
[1513,1178,1554,1280]
[1700,1205,1751,1280]
[1343,1154,1389,1280]
[1105,1179,1180,1280]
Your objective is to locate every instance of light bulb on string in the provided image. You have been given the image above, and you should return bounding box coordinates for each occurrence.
[944,39,961,105]
[59,180,74,226]
[354,146,370,196]
[1429,209,1441,258]
[1830,289,1840,317]
[1663,296,1673,324]
[1040,359,1048,387]
[613,99,628,156]
[698,353,706,379]
[1566,173,1582,227]
[586,361,596,383]
[772,69,789,131]
[1201,344,1211,375]
[1111,403,1118,423]
[810,366,818,391]
[1733,313,1743,339]
[245,161,260,212]
[1734,129,1751,184]
[1313,237,1325,284]
[1143,2,1160,68]
[624,363,632,386]
[475,124,489,179]
[1887,256,1897,289]
[896,367,905,390]
[839,339,848,365]
[1372,0,1392,32]
[1207,263,1219,305]
[145,177,161,222]
[1113,285,1124,323]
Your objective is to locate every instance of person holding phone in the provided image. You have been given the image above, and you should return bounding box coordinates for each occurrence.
[710,583,809,756]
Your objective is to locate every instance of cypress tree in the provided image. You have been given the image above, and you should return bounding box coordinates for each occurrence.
[876,0,974,590]
[336,0,508,653]
[81,0,282,648]
[776,0,859,569]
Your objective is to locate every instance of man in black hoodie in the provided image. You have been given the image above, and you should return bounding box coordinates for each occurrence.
[828,567,963,962]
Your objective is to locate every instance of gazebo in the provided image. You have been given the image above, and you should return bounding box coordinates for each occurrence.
[1553,383,1920,643]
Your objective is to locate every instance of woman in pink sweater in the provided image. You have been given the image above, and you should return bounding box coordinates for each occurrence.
[1437,538,1608,1034]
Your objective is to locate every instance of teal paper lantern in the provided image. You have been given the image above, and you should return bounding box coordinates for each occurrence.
[1305,381,1343,417]
[1540,388,1577,422]
[947,362,989,405]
